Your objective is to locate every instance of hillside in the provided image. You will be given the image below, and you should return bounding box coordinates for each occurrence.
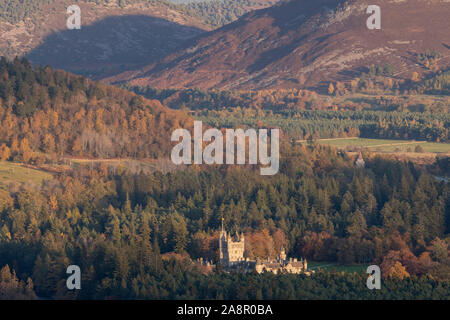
[0,0,210,79]
[115,0,450,91]
[0,57,192,164]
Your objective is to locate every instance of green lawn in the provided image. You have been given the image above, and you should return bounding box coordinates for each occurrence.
[315,138,450,153]
[309,261,369,274]
[68,158,160,174]
[0,161,52,189]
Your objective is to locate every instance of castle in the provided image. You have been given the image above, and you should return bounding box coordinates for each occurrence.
[218,221,311,275]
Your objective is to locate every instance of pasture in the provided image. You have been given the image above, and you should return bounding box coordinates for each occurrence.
[0,161,52,189]
[313,138,450,154]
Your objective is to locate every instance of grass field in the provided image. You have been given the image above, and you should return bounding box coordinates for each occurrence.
[309,261,369,274]
[0,161,52,189]
[67,158,179,174]
[313,138,450,153]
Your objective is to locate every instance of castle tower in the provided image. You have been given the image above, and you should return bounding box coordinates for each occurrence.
[219,220,245,266]
[279,247,287,262]
[240,232,245,259]
[227,232,245,263]
[219,217,229,266]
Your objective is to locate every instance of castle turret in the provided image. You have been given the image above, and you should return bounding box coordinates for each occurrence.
[219,217,228,265]
[279,247,287,262]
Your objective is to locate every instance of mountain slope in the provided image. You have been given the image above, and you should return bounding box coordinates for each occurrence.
[0,0,210,79]
[117,0,450,90]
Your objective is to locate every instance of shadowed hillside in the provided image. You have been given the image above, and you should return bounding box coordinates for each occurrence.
[0,0,209,79]
[26,15,204,79]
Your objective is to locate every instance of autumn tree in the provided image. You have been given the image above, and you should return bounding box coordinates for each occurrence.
[0,143,10,161]
[328,83,335,95]
[388,261,410,279]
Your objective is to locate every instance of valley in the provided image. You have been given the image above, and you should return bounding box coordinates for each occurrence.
[0,0,448,301]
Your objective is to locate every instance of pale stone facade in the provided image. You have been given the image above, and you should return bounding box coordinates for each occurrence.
[219,230,245,265]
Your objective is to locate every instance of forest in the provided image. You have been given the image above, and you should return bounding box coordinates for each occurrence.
[0,1,188,24]
[183,0,279,27]
[0,142,449,299]
[0,57,191,163]
[196,109,449,142]
[0,0,265,28]
[0,58,448,299]
[127,85,449,142]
